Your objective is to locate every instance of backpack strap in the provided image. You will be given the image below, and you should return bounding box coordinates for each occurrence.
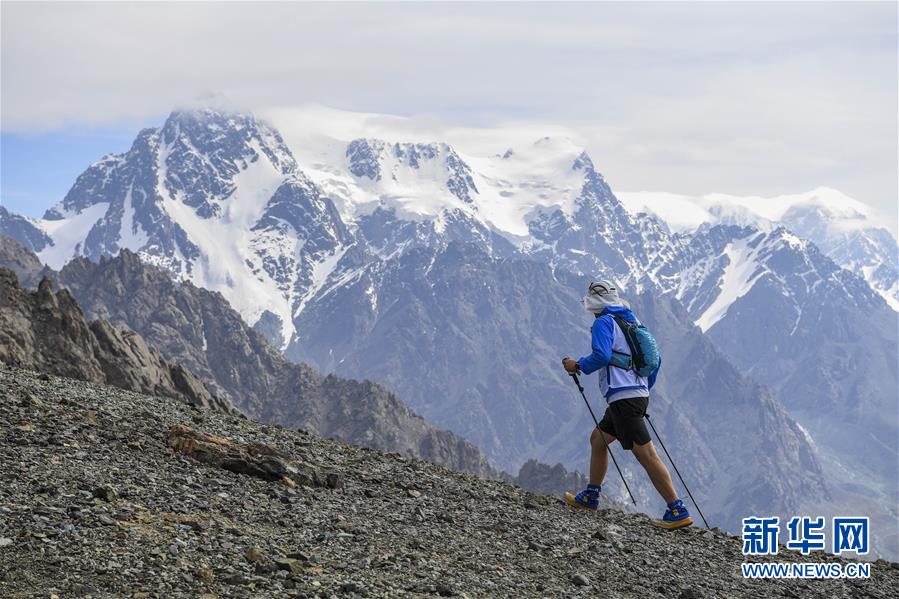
[612,316,643,372]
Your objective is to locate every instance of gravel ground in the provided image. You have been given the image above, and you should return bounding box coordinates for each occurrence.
[1,364,896,598]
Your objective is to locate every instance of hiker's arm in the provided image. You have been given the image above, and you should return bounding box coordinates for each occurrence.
[577,316,614,375]
[648,353,662,389]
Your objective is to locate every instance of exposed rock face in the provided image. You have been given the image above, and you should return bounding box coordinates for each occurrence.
[0,268,232,413]
[0,206,51,254]
[167,424,334,488]
[0,240,497,478]
[511,459,588,497]
[2,366,896,597]
[0,235,46,288]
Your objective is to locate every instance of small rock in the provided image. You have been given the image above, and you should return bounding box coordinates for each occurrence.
[286,550,311,561]
[92,485,117,502]
[407,489,422,498]
[84,410,97,425]
[571,573,589,586]
[336,520,355,532]
[98,515,116,526]
[244,547,265,562]
[21,392,42,406]
[274,558,304,574]
[0,537,12,547]
[196,567,215,583]
[224,574,249,585]
[254,560,278,574]
[184,519,208,532]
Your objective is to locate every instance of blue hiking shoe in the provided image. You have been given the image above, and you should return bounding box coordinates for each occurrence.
[652,499,693,530]
[564,484,601,511]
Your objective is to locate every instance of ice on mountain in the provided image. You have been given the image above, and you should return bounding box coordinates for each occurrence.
[118,187,149,250]
[37,203,109,269]
[694,234,768,331]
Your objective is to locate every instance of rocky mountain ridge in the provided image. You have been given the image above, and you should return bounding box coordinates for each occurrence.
[0,267,232,414]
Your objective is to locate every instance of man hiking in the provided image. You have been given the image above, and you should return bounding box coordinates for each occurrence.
[562,279,692,530]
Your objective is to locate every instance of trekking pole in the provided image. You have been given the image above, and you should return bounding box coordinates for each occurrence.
[564,363,637,506]
[644,412,710,528]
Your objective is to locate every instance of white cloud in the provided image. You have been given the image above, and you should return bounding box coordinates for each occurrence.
[1,1,896,222]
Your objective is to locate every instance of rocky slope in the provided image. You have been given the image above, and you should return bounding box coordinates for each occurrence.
[0,268,231,413]
[2,365,896,599]
[0,238,496,479]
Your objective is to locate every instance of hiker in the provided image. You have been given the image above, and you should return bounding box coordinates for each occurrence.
[561,280,692,529]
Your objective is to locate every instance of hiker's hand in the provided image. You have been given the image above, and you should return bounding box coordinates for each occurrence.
[563,358,580,373]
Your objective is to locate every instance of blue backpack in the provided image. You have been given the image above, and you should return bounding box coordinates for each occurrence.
[608,316,660,377]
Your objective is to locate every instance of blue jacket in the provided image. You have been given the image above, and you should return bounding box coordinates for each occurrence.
[577,306,661,393]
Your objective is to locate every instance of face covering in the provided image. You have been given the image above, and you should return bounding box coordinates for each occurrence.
[583,290,628,314]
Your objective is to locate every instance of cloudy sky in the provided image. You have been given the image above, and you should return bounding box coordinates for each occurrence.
[2,2,896,227]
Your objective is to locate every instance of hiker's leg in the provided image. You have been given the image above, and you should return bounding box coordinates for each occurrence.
[631,440,677,504]
[589,427,616,486]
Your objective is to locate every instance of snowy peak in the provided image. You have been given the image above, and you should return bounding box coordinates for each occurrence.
[345,138,479,210]
[296,126,605,242]
[619,187,898,309]
[1,108,364,350]
[571,150,594,172]
[27,108,313,279]
[620,187,876,233]
[657,224,885,332]
[161,108,297,174]
[156,108,297,219]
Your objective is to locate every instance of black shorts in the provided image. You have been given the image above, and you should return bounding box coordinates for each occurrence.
[597,396,650,450]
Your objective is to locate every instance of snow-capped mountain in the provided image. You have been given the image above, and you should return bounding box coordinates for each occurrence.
[2,107,896,555]
[655,222,894,418]
[8,109,354,349]
[619,188,899,310]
